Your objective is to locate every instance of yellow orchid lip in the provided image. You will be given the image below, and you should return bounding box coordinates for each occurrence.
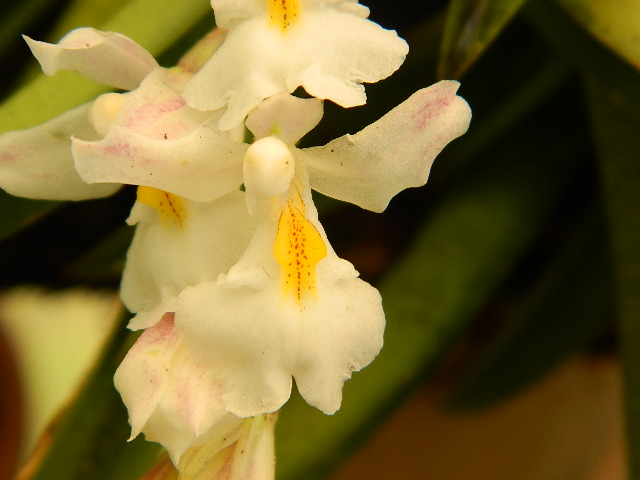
[268,0,301,32]
[274,188,327,305]
[137,185,187,228]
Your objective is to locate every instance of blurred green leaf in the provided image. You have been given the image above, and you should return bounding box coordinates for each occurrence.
[0,0,210,132]
[64,225,133,283]
[0,191,58,240]
[0,0,62,58]
[277,82,586,479]
[438,0,529,78]
[447,54,571,175]
[47,0,131,42]
[20,316,162,480]
[556,0,640,71]
[446,208,614,410]
[525,0,640,111]
[587,76,640,480]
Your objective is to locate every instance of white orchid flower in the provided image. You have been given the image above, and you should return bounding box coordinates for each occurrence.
[115,312,276,480]
[0,28,157,200]
[121,188,256,328]
[0,28,237,202]
[169,84,471,416]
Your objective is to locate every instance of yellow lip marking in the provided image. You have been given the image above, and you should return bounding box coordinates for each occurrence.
[137,186,187,228]
[268,0,300,32]
[274,189,327,305]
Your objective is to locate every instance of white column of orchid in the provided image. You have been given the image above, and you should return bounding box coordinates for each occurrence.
[0,1,472,479]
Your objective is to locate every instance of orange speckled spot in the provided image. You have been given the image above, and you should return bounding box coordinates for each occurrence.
[137,186,187,228]
[267,0,300,32]
[274,190,326,304]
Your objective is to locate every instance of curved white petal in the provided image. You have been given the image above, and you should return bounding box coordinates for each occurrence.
[72,123,245,201]
[0,103,119,200]
[24,28,158,90]
[300,80,472,212]
[104,68,209,140]
[184,3,407,130]
[183,18,287,130]
[115,314,238,463]
[143,410,242,466]
[121,190,255,318]
[293,257,383,412]
[114,313,183,439]
[289,8,407,106]
[176,276,294,417]
[245,93,323,144]
[73,68,245,201]
[178,414,276,480]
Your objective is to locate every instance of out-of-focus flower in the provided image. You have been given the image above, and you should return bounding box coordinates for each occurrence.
[177,413,276,480]
[183,0,410,130]
[0,27,159,200]
[115,313,276,480]
[0,28,239,203]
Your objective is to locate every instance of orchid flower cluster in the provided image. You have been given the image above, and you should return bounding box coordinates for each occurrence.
[0,1,471,478]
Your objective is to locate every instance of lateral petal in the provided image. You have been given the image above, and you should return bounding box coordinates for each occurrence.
[72,124,246,202]
[301,80,472,212]
[24,28,158,90]
[0,103,119,200]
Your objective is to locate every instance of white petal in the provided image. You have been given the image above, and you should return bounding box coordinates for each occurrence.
[106,68,210,140]
[160,345,227,437]
[176,279,294,417]
[171,414,244,471]
[115,314,236,463]
[300,80,472,212]
[114,313,181,439]
[24,28,158,90]
[293,256,384,413]
[184,4,408,130]
[245,93,324,144]
[183,18,287,130]
[121,191,255,316]
[72,68,244,201]
[0,103,119,200]
[72,123,246,201]
[179,414,276,480]
[287,8,408,106]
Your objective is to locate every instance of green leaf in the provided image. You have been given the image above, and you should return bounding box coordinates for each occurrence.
[277,83,587,480]
[438,0,529,79]
[0,191,58,240]
[21,317,163,480]
[524,0,640,111]
[446,208,614,410]
[0,0,62,58]
[587,75,640,480]
[46,0,131,43]
[0,0,210,132]
[556,0,640,71]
